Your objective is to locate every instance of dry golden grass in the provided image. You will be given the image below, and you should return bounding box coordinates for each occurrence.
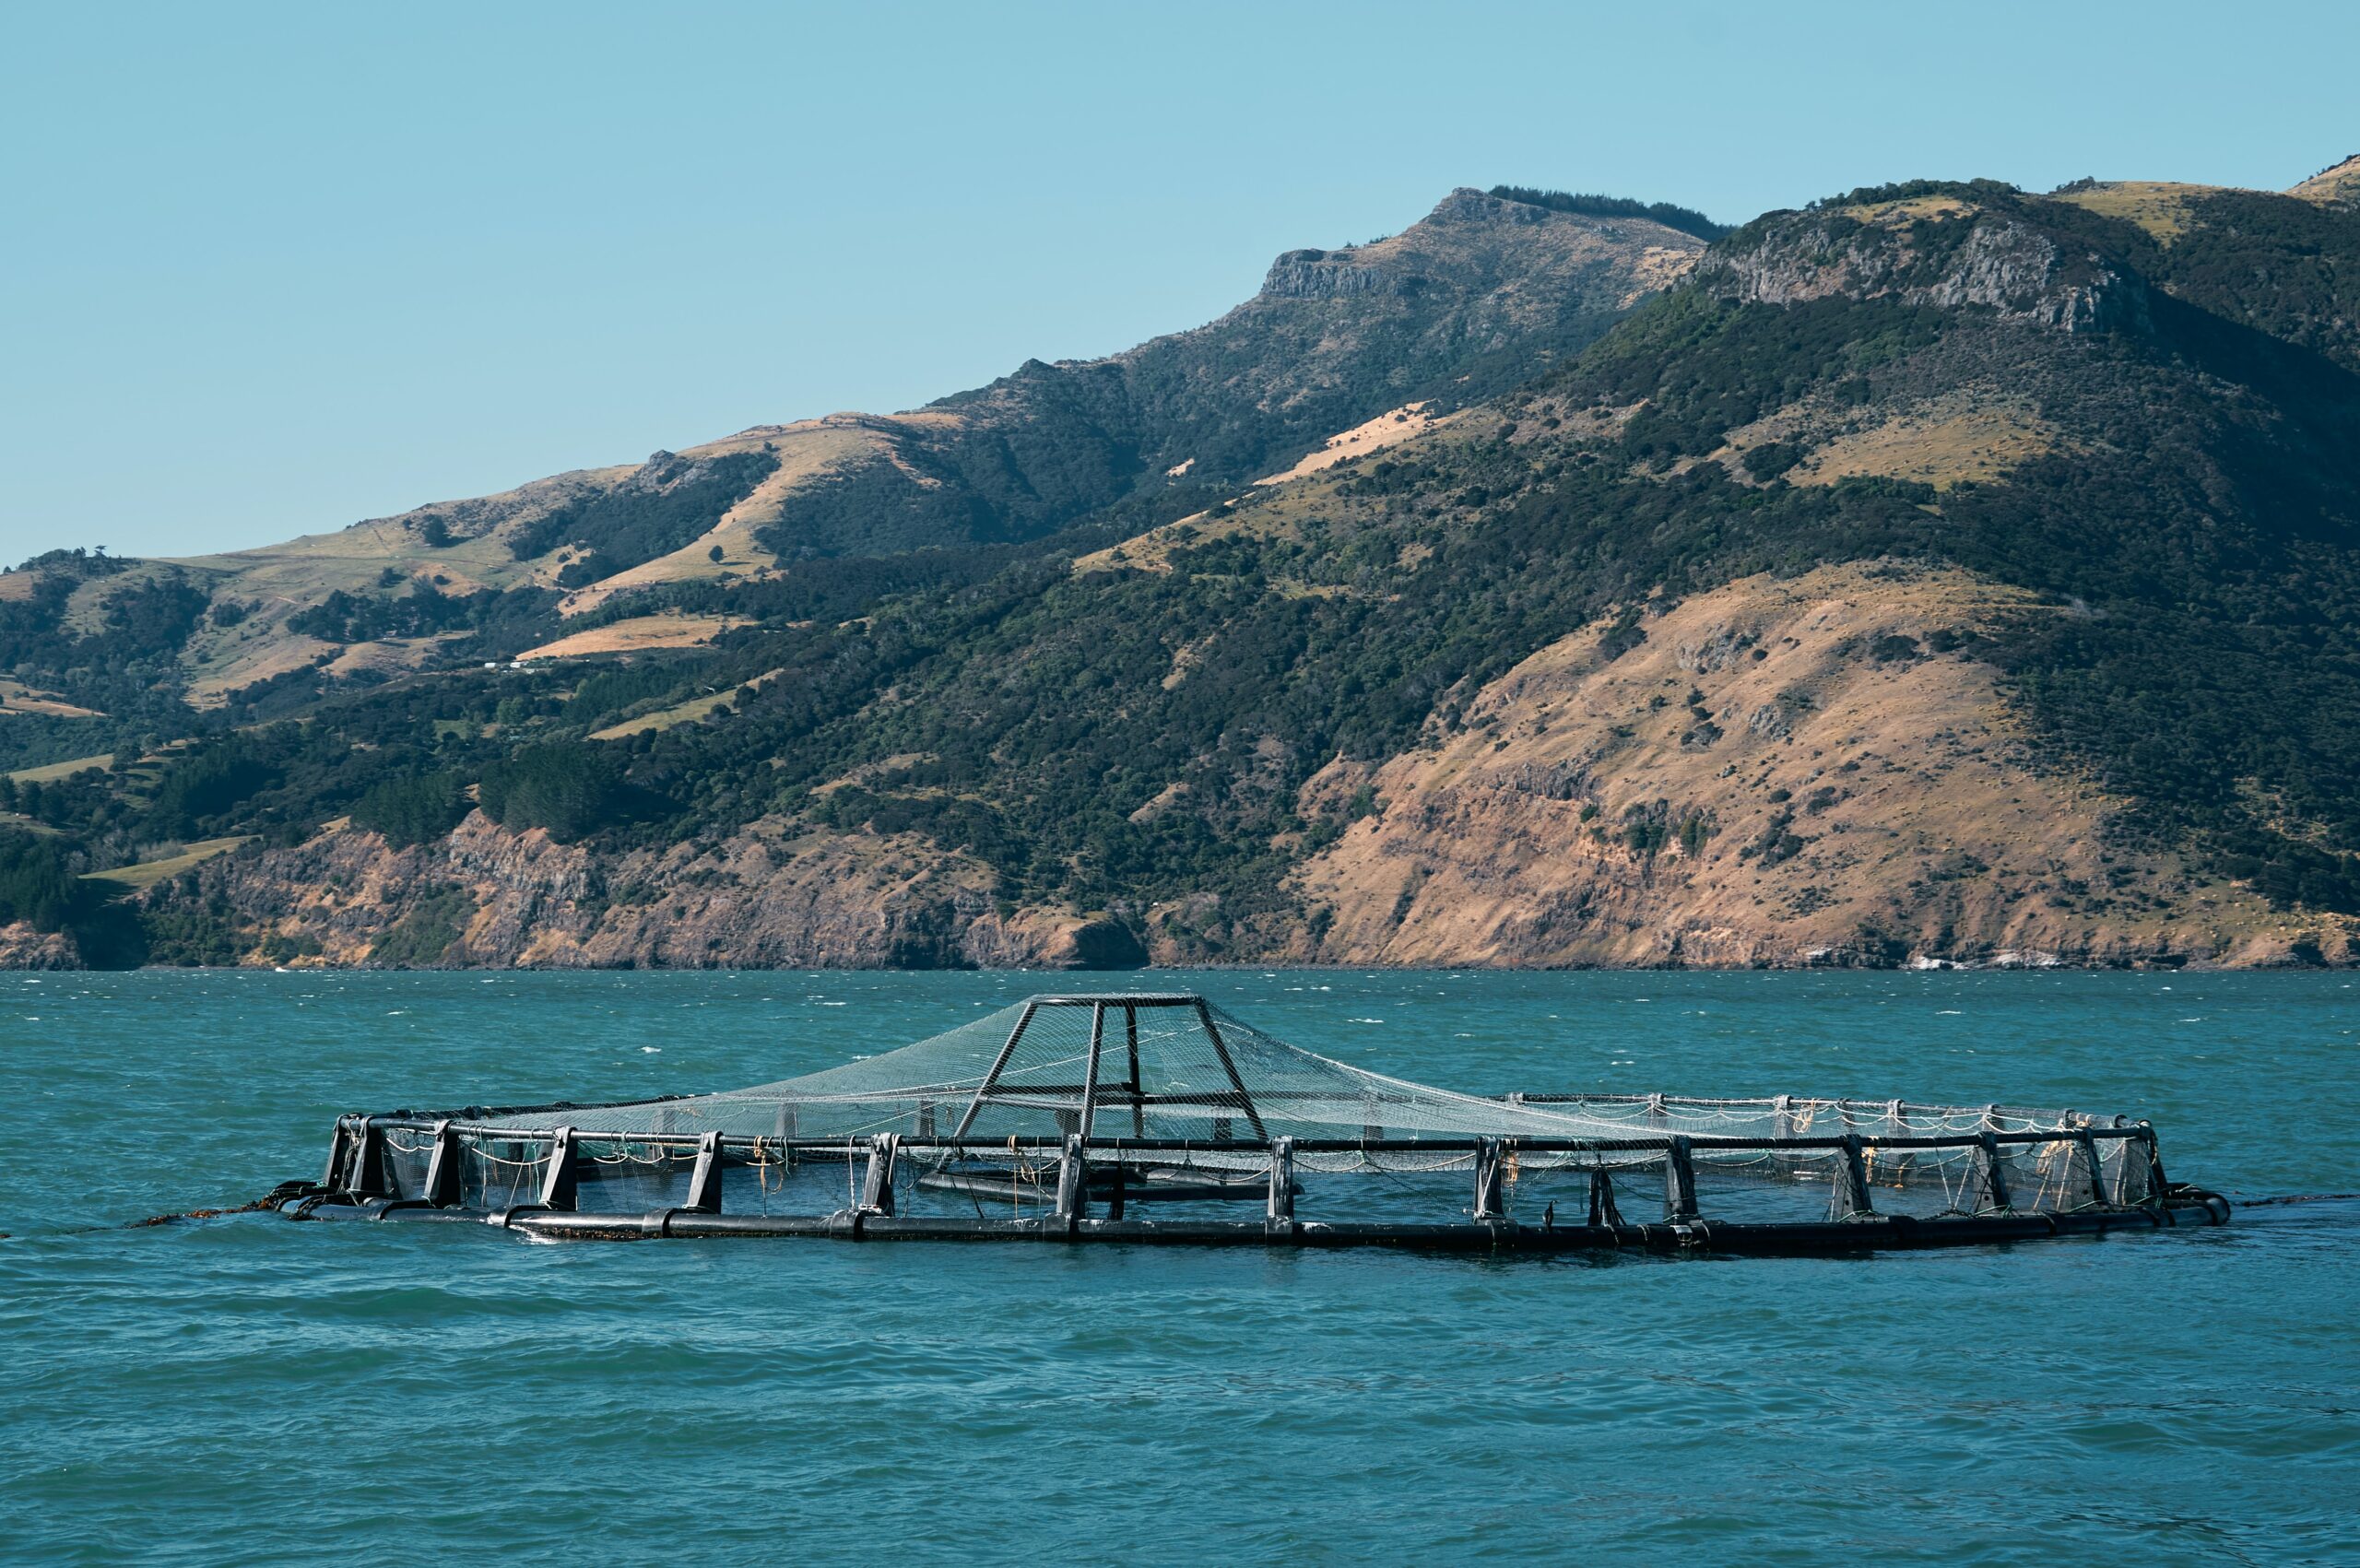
[2288,155,2360,205]
[519,612,738,661]
[83,836,254,890]
[1295,563,2292,966]
[1789,401,2060,490]
[1838,195,1979,224]
[183,631,339,705]
[7,752,114,784]
[590,668,785,740]
[1254,402,1444,485]
[557,417,907,616]
[2049,181,2223,243]
[0,679,106,718]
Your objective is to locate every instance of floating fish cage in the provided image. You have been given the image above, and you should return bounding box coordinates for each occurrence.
[283,993,2230,1255]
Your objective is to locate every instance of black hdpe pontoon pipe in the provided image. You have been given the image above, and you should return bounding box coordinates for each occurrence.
[477,1199,2226,1254]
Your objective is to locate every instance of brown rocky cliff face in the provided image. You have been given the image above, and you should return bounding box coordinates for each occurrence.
[0,922,79,970]
[152,813,1142,971]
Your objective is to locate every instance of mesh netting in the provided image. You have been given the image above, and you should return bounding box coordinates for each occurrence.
[475,995,1682,1146]
[318,992,2180,1236]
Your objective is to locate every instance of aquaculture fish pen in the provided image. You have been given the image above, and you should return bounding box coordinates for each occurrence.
[284,993,2230,1255]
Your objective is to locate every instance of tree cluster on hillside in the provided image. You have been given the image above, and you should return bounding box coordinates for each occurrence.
[1486,186,1731,242]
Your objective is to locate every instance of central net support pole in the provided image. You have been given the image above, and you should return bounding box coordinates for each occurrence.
[1663,1137,1698,1222]
[774,1102,797,1169]
[951,1002,1041,1142]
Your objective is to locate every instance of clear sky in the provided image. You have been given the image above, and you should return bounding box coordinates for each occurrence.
[3,1,2352,561]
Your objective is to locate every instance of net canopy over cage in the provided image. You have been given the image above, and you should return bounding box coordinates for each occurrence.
[289,993,2230,1255]
[478,994,1685,1145]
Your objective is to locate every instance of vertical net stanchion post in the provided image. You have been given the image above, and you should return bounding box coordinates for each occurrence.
[1771,1094,1794,1178]
[1267,1137,1295,1235]
[423,1119,462,1208]
[684,1130,724,1214]
[859,1134,900,1217]
[1663,1137,1698,1222]
[1834,1135,1874,1220]
[2135,1125,2166,1207]
[1587,1167,1623,1229]
[323,1119,355,1191]
[539,1126,579,1211]
[1974,1132,2012,1213]
[775,1101,797,1169]
[346,1120,386,1197]
[1473,1138,1506,1221]
[2071,1131,2109,1209]
[1053,1134,1087,1232]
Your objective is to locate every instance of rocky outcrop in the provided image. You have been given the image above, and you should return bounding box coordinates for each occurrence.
[0,921,80,970]
[1706,206,2147,335]
[142,812,1149,971]
[1261,250,1397,299]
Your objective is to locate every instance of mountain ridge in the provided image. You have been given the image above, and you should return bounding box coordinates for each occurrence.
[8,166,2360,971]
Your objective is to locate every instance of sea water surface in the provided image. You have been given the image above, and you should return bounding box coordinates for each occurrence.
[4,969,2356,1564]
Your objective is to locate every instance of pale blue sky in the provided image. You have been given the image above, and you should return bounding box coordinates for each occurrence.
[3,1,2351,560]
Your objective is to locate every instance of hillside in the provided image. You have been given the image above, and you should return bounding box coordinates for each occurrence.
[0,187,1701,735]
[7,170,2360,971]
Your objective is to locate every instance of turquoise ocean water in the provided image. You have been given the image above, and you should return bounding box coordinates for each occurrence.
[4,969,2356,1564]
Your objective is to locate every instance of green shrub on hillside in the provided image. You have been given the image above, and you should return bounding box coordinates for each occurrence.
[348,772,468,848]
